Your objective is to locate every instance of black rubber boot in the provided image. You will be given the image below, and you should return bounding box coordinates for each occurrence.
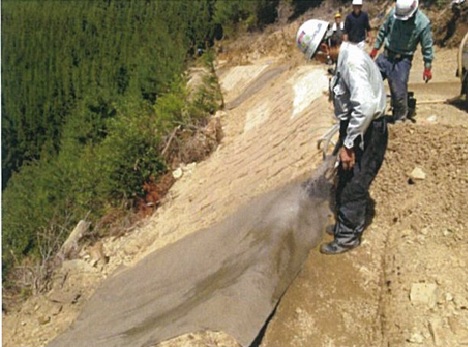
[319,240,360,255]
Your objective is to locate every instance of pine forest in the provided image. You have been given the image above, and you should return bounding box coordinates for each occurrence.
[1,0,284,288]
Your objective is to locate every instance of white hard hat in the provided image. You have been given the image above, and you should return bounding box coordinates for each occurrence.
[296,19,329,60]
[352,0,363,5]
[394,0,419,20]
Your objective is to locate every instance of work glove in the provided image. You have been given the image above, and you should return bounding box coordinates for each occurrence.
[339,147,355,170]
[370,48,378,59]
[423,67,432,82]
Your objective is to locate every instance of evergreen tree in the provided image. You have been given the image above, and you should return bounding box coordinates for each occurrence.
[2,0,225,281]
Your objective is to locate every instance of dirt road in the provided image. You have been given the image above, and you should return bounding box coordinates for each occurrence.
[260,47,468,347]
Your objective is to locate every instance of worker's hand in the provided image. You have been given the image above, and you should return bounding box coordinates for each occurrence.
[369,48,378,60]
[339,147,355,170]
[423,67,432,83]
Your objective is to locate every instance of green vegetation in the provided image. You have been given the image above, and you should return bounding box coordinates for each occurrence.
[213,0,279,37]
[1,0,292,288]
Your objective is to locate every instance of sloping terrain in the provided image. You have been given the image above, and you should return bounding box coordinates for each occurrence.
[3,7,468,347]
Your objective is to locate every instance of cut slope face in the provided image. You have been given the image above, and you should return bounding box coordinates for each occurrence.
[45,63,336,347]
[2,54,336,347]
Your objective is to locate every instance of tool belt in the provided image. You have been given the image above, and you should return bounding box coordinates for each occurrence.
[384,48,413,61]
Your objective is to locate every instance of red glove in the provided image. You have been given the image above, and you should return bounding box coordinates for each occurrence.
[370,48,378,59]
[423,68,432,82]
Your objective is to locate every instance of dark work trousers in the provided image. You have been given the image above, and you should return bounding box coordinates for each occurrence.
[334,117,388,247]
[375,53,412,120]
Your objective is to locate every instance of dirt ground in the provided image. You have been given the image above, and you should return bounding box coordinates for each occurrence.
[3,2,468,347]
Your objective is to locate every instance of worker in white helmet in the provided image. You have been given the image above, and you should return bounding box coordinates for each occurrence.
[343,0,372,49]
[296,19,388,254]
[370,0,434,122]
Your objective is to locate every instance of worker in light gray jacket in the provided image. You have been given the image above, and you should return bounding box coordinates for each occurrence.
[296,19,388,254]
[370,0,434,122]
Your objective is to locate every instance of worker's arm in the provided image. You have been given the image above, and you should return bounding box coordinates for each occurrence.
[373,12,392,50]
[343,16,351,42]
[420,22,434,69]
[341,61,375,151]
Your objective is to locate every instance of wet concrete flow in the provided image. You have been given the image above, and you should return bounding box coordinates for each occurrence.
[47,159,336,347]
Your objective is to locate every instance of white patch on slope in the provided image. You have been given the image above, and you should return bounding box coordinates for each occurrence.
[244,101,270,133]
[220,65,269,94]
[290,67,329,119]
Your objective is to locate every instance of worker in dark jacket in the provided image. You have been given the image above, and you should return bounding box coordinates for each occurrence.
[344,0,371,50]
[370,0,434,122]
[296,19,388,254]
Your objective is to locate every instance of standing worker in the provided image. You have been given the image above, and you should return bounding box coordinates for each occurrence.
[296,19,388,254]
[370,0,434,122]
[330,12,345,45]
[344,0,371,49]
[331,12,344,34]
